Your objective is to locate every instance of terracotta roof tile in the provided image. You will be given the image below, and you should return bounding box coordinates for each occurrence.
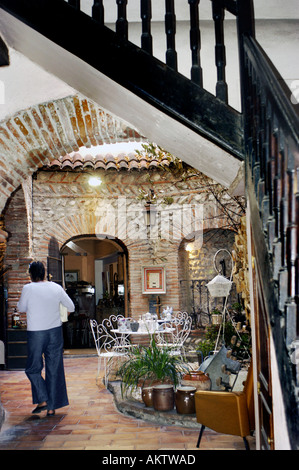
[94,160,107,170]
[46,151,173,172]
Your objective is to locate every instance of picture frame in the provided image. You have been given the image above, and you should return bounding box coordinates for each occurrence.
[142,266,166,294]
[64,270,79,284]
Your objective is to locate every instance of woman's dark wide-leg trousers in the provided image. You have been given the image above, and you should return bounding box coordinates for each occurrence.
[25,326,69,411]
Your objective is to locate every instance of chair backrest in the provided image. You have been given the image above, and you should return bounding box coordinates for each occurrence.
[157,313,192,348]
[90,315,130,354]
[173,311,189,322]
[172,314,192,346]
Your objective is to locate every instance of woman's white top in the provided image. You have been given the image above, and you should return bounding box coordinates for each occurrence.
[17,281,75,331]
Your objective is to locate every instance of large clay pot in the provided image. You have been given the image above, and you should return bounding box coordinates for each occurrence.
[141,386,153,407]
[152,384,174,411]
[181,370,211,391]
[175,386,196,414]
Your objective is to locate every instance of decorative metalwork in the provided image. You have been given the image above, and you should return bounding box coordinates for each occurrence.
[89,315,131,386]
[155,311,192,360]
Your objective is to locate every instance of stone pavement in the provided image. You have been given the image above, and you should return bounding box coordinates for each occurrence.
[0,356,255,451]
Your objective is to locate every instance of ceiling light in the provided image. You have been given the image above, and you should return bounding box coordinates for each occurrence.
[88,176,102,187]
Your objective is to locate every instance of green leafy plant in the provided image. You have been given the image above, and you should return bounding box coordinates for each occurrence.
[211,308,222,315]
[197,321,251,361]
[196,338,216,361]
[117,335,187,396]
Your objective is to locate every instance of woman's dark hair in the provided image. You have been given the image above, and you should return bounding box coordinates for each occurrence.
[29,261,45,282]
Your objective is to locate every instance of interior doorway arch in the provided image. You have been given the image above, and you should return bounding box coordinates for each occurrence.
[59,235,129,349]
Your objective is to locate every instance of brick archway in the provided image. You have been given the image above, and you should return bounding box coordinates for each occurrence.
[0,93,145,213]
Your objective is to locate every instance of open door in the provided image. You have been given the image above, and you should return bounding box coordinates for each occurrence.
[47,255,63,285]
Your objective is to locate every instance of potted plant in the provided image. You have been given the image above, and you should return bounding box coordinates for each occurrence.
[117,335,187,403]
[211,308,222,325]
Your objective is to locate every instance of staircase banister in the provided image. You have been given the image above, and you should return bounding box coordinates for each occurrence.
[244,36,299,145]
[211,0,237,16]
[0,0,244,161]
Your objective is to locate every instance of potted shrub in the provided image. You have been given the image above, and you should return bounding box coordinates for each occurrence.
[117,335,187,403]
[211,308,222,325]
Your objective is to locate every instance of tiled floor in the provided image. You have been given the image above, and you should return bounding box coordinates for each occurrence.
[0,356,255,451]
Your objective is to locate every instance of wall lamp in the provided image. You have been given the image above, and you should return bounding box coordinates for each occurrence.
[88,176,102,187]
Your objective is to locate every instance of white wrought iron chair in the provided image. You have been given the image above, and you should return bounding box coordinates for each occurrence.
[89,315,131,386]
[156,311,192,360]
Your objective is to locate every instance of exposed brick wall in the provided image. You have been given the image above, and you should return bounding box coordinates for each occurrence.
[0,94,243,325]
[3,166,240,324]
[3,187,31,326]
[0,94,145,213]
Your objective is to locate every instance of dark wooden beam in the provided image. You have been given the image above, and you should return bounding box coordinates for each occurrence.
[0,35,9,66]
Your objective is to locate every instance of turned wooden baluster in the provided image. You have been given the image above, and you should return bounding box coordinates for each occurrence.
[212,2,228,103]
[286,169,297,299]
[295,177,299,337]
[165,0,177,70]
[116,0,128,42]
[141,0,153,55]
[273,136,282,240]
[188,0,203,87]
[279,147,287,269]
[92,0,104,26]
[68,0,80,9]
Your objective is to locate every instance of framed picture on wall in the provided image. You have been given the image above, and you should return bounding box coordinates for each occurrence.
[142,266,166,294]
[65,270,79,284]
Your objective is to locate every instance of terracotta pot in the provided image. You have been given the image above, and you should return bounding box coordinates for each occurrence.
[141,386,153,407]
[152,384,174,411]
[181,371,211,391]
[175,386,196,414]
[212,314,222,325]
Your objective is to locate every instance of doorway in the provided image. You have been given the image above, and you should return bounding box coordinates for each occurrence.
[59,235,128,349]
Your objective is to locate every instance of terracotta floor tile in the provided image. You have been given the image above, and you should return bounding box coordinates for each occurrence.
[0,356,256,451]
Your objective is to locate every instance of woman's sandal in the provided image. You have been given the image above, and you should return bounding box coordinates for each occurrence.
[32,404,48,414]
[47,410,55,416]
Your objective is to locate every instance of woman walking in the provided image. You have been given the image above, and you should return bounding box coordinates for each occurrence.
[17,261,75,416]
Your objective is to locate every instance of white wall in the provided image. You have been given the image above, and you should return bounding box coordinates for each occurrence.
[0,2,298,120]
[0,49,74,121]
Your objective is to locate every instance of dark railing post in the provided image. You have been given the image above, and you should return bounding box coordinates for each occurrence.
[188,0,203,87]
[68,0,80,10]
[141,0,153,55]
[92,0,104,26]
[235,0,255,116]
[116,0,128,42]
[212,2,228,103]
[165,0,177,70]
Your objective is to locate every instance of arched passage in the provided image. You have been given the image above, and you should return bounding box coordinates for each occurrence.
[59,234,129,349]
[0,94,145,214]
